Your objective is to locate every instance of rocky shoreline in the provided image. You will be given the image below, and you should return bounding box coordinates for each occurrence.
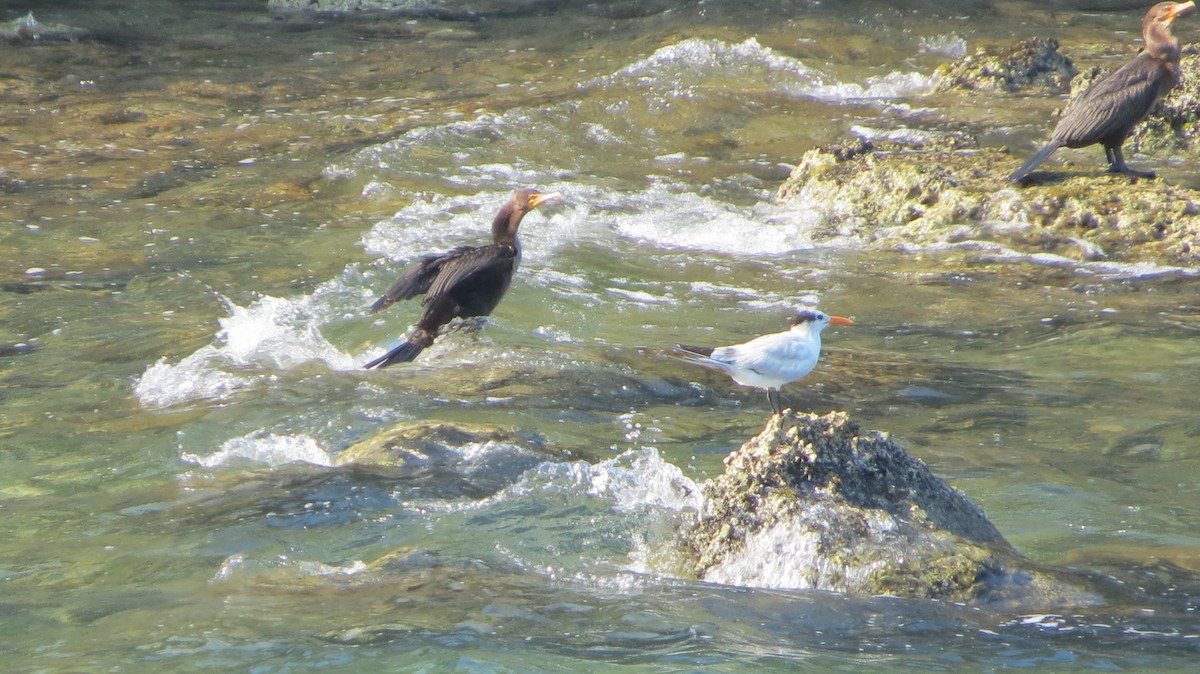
[777,137,1200,264]
[776,39,1200,266]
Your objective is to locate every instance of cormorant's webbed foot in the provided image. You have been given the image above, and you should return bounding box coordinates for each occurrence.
[447,316,489,335]
[1108,164,1156,179]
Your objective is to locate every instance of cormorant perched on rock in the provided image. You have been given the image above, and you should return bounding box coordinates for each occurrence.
[364,188,561,368]
[1008,1,1194,184]
[674,309,853,415]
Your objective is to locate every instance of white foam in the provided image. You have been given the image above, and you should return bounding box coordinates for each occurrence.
[686,281,821,311]
[183,432,333,469]
[134,289,360,409]
[928,239,1200,281]
[361,182,840,260]
[701,505,901,592]
[588,37,935,104]
[210,553,366,584]
[135,346,255,409]
[808,70,937,103]
[432,447,701,517]
[602,183,821,254]
[513,448,703,514]
[584,448,703,514]
[850,124,945,145]
[605,287,673,305]
[919,34,968,59]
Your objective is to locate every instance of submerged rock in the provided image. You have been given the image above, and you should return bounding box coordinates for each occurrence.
[777,137,1200,263]
[336,420,549,468]
[335,420,553,498]
[0,12,90,43]
[935,37,1077,93]
[268,0,460,13]
[267,0,562,18]
[677,411,1099,606]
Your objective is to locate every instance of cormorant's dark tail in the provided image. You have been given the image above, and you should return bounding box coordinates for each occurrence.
[1007,143,1060,184]
[362,331,434,366]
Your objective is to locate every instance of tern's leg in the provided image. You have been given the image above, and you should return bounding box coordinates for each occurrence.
[767,389,780,415]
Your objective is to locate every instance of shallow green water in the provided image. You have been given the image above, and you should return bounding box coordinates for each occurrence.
[2,1,1200,671]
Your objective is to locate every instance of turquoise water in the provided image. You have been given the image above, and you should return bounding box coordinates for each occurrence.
[2,1,1199,671]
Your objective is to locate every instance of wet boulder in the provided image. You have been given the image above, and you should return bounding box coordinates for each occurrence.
[935,37,1076,93]
[335,420,553,498]
[336,420,550,469]
[777,137,1200,263]
[677,411,1099,606]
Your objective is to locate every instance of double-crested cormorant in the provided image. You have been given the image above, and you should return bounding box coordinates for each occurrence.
[674,309,853,415]
[1008,1,1194,184]
[363,188,561,369]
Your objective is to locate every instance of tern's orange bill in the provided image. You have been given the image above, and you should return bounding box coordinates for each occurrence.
[829,316,854,326]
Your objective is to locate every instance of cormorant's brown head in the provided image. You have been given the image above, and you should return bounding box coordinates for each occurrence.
[513,188,562,215]
[1149,1,1195,24]
[1143,1,1193,59]
[493,188,562,242]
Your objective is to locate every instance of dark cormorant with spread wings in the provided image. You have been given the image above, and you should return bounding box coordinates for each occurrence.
[364,188,560,368]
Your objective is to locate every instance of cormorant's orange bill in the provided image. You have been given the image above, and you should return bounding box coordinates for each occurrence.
[829,315,854,326]
[1167,1,1195,20]
[527,191,562,209]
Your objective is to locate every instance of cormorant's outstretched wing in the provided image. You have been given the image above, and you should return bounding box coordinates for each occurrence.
[369,246,472,313]
[1053,58,1163,146]
[422,244,516,304]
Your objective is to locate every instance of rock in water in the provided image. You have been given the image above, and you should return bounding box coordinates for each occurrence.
[0,12,89,43]
[935,37,1077,93]
[678,411,1097,605]
[775,137,1200,264]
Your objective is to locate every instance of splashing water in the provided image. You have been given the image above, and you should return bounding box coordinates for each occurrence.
[135,287,362,409]
[183,432,334,469]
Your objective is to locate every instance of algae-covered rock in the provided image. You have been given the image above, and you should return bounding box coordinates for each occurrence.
[677,411,1100,606]
[777,137,1200,263]
[335,420,555,498]
[335,420,549,469]
[935,37,1076,93]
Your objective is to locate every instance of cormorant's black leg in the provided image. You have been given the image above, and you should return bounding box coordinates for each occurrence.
[1107,145,1155,178]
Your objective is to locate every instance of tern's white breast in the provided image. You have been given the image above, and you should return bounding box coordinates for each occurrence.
[718,330,822,390]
